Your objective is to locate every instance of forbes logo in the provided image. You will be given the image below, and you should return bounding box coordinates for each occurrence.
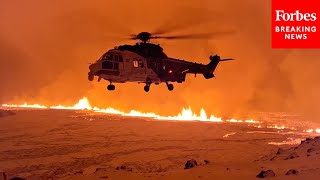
[272,0,320,48]
[275,10,317,22]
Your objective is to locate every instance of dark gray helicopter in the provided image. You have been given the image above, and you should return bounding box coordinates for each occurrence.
[88,31,234,92]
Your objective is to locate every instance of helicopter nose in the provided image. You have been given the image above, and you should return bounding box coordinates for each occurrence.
[89,64,94,71]
[88,64,96,76]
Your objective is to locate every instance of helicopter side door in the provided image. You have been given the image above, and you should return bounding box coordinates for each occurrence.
[131,58,147,81]
[121,53,133,81]
[112,54,125,74]
[119,51,147,82]
[113,53,127,82]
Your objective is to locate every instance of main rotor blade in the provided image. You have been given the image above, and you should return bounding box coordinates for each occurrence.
[153,30,235,40]
[152,6,220,35]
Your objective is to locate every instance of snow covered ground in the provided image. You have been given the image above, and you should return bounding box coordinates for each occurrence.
[0,109,319,179]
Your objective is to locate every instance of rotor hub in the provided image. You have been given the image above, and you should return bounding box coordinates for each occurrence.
[136,32,152,43]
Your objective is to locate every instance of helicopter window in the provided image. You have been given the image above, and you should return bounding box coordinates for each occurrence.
[114,62,119,70]
[138,60,144,68]
[103,53,113,60]
[119,55,123,62]
[133,60,139,68]
[102,61,113,69]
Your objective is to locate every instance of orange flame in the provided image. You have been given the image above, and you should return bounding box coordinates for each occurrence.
[50,97,92,110]
[2,103,47,109]
[305,129,320,133]
[1,97,257,123]
[5,96,320,136]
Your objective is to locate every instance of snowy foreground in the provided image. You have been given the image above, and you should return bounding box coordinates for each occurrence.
[0,109,320,180]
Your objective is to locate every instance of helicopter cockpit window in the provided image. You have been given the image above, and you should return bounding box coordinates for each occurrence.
[102,61,113,69]
[103,53,113,60]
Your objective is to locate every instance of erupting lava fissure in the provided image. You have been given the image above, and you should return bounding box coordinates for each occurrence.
[2,97,320,134]
[1,97,253,122]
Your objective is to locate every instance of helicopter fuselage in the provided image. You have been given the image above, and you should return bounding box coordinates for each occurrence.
[88,49,210,84]
[89,49,161,84]
[88,42,232,92]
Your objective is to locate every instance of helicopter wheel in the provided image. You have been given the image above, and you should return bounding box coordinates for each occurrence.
[107,84,115,91]
[167,84,174,91]
[144,85,150,92]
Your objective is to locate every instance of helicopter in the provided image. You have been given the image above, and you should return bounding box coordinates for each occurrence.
[88,31,234,92]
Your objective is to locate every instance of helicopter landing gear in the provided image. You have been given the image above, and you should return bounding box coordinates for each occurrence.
[144,78,151,92]
[144,85,150,92]
[107,84,115,91]
[144,82,151,92]
[166,82,174,91]
[107,80,115,91]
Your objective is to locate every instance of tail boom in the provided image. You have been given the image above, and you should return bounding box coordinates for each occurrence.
[203,55,234,79]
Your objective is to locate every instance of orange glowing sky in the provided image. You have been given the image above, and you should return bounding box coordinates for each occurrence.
[0,0,320,120]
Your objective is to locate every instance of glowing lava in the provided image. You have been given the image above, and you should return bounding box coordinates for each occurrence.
[1,97,251,122]
[2,97,319,135]
[50,97,92,110]
[305,129,320,133]
[2,103,47,109]
[155,107,222,122]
